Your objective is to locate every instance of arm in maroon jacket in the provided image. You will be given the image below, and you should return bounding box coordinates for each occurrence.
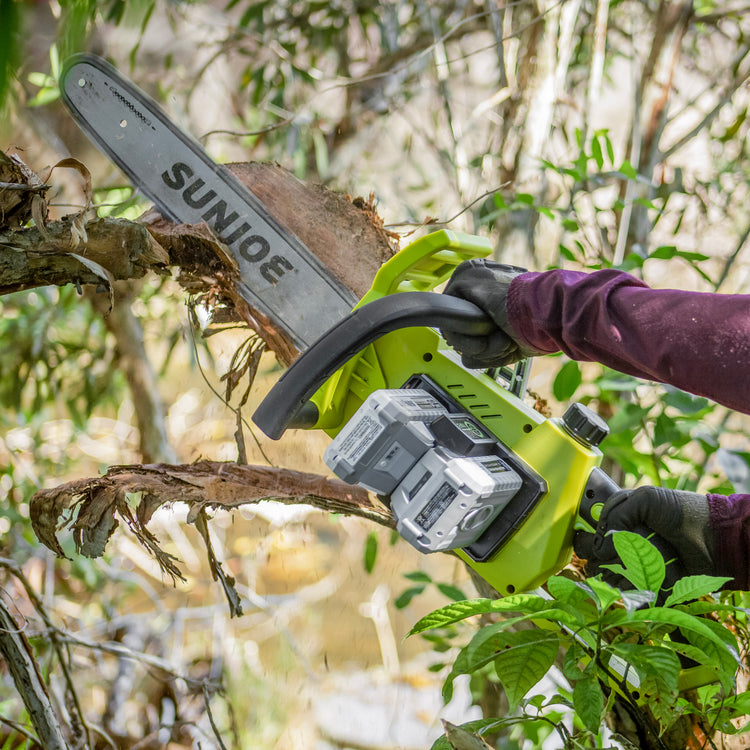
[506,268,750,587]
[506,268,750,415]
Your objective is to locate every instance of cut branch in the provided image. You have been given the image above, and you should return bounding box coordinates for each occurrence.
[30,462,391,598]
[1,152,398,367]
[0,216,169,295]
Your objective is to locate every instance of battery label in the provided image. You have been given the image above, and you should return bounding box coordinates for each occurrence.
[415,482,458,531]
[337,416,382,463]
[403,395,442,411]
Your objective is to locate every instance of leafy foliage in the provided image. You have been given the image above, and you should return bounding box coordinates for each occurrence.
[415,533,744,748]
[394,569,468,610]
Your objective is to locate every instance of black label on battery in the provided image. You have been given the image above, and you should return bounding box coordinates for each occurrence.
[415,482,458,531]
[453,416,487,440]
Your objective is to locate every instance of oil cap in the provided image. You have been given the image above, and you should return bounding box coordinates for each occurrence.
[561,403,609,447]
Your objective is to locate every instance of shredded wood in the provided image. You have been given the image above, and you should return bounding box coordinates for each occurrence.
[30,461,392,616]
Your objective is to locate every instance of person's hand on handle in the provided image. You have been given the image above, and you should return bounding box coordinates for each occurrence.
[573,486,715,592]
[441,259,542,368]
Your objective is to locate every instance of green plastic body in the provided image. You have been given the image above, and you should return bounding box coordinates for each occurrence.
[308,229,604,595]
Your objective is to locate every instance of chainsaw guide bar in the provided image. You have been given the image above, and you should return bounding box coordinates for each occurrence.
[60,54,358,349]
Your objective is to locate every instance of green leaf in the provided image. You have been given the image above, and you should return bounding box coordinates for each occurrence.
[604,132,615,164]
[617,251,645,272]
[429,719,512,750]
[547,575,591,606]
[591,136,604,170]
[494,629,559,710]
[619,160,638,179]
[653,412,692,448]
[610,531,666,595]
[619,608,740,663]
[662,388,711,415]
[407,594,549,635]
[674,600,743,616]
[363,532,377,574]
[553,360,582,401]
[409,598,493,633]
[0,0,21,112]
[663,575,732,607]
[610,644,681,692]
[514,192,534,205]
[584,577,623,613]
[459,619,534,674]
[606,402,651,431]
[710,690,750,718]
[403,570,432,583]
[678,632,737,686]
[436,583,467,602]
[573,672,604,733]
[719,106,747,142]
[493,192,507,209]
[394,586,425,609]
[558,243,578,261]
[562,641,588,681]
[649,245,678,260]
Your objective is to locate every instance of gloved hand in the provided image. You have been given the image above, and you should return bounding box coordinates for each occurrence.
[441,258,541,368]
[573,486,715,592]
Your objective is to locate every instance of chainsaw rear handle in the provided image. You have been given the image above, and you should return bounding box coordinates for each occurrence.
[252,292,494,439]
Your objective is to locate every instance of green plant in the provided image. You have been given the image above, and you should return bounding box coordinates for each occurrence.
[413,531,748,749]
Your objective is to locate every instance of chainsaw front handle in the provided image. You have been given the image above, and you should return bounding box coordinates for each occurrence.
[252,292,494,439]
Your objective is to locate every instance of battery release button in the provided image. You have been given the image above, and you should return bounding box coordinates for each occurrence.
[459,505,494,531]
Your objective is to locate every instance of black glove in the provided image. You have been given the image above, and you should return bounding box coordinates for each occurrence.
[573,486,715,592]
[441,258,541,368]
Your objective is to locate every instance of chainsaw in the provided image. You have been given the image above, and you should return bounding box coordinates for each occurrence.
[60,54,714,694]
[251,229,617,595]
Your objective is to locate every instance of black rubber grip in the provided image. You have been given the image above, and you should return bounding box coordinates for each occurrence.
[252,292,494,439]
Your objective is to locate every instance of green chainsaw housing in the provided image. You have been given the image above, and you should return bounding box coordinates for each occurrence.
[304,229,604,596]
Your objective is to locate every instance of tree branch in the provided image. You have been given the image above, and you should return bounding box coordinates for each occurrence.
[0,216,169,295]
[30,461,392,614]
[0,595,71,750]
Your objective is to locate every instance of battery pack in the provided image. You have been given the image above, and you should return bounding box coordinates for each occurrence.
[323,389,448,494]
[391,448,523,552]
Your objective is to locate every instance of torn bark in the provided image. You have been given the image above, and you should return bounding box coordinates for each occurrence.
[144,162,398,363]
[0,151,49,228]
[30,461,392,614]
[0,216,169,294]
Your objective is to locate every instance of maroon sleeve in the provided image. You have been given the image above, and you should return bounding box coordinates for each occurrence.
[506,268,750,415]
[707,494,750,589]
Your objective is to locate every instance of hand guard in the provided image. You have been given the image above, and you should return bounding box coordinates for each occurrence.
[573,486,715,592]
[441,259,540,368]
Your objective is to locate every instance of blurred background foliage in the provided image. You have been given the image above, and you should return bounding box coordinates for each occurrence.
[0,0,749,748]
